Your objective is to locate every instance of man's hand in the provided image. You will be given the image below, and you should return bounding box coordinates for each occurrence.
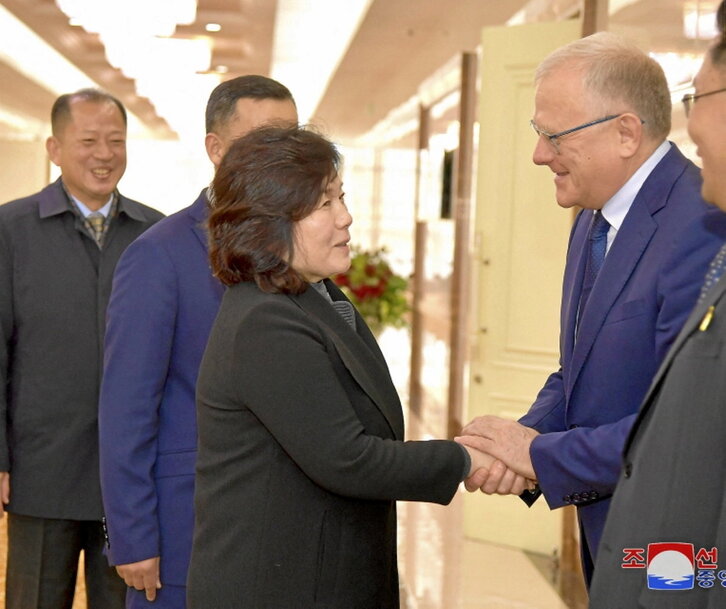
[455,441,536,495]
[472,458,536,495]
[460,415,540,480]
[116,557,162,602]
[0,472,9,517]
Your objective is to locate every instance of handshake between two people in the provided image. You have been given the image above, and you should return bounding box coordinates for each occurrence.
[455,415,539,497]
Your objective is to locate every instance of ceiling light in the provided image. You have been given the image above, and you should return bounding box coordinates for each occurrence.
[56,0,197,37]
[205,23,222,32]
[53,0,213,141]
[0,4,148,135]
[683,1,719,40]
[271,0,374,122]
[101,35,212,80]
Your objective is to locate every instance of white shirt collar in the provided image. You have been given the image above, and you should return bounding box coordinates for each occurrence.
[72,193,114,218]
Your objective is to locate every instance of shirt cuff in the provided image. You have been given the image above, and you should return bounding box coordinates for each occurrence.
[458,443,471,481]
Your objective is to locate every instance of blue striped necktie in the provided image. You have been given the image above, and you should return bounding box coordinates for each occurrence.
[578,211,610,326]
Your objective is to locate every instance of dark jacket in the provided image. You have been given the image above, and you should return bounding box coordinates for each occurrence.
[0,178,163,520]
[590,264,726,609]
[188,279,465,609]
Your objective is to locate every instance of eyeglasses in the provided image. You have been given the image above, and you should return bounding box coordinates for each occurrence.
[682,87,726,117]
[530,114,622,154]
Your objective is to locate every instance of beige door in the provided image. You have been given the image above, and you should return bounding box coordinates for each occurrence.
[464,19,581,555]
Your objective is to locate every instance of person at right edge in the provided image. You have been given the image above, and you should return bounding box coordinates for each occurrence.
[590,4,726,607]
[457,31,726,586]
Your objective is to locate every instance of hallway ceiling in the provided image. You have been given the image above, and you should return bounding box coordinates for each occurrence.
[0,0,714,144]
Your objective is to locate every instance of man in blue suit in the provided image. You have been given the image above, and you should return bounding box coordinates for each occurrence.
[98,75,297,608]
[459,33,726,584]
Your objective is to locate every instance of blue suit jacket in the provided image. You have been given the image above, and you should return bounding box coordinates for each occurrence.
[99,191,224,599]
[519,144,726,579]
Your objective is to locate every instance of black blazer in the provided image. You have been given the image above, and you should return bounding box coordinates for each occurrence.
[188,279,465,609]
[590,270,726,608]
[0,178,163,519]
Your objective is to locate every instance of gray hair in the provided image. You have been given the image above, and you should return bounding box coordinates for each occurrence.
[535,32,671,141]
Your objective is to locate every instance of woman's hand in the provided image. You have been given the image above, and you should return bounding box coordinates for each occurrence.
[457,440,536,496]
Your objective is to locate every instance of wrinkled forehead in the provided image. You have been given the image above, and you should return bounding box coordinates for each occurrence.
[534,73,591,126]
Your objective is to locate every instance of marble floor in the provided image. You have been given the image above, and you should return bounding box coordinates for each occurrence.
[379,326,574,609]
[398,495,570,609]
[0,503,571,609]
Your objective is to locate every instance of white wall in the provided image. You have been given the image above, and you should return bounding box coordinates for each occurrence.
[0,137,48,203]
[119,137,214,216]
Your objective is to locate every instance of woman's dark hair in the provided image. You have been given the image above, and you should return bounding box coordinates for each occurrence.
[713,0,726,66]
[208,124,340,293]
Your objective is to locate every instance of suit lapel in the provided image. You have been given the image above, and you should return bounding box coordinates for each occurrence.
[625,275,726,455]
[188,190,210,251]
[566,147,688,394]
[561,211,590,382]
[670,280,726,360]
[324,279,391,366]
[290,284,405,440]
[568,201,657,389]
[38,180,98,277]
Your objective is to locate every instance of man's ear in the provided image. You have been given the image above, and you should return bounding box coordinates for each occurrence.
[616,113,644,159]
[205,132,224,168]
[46,136,61,167]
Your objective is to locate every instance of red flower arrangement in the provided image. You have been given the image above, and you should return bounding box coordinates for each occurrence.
[333,246,409,333]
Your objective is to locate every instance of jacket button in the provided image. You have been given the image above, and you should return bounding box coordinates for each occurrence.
[563,495,572,503]
[623,463,633,478]
[101,516,110,548]
[590,491,599,500]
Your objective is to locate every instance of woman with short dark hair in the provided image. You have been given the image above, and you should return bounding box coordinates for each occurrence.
[187,125,499,609]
